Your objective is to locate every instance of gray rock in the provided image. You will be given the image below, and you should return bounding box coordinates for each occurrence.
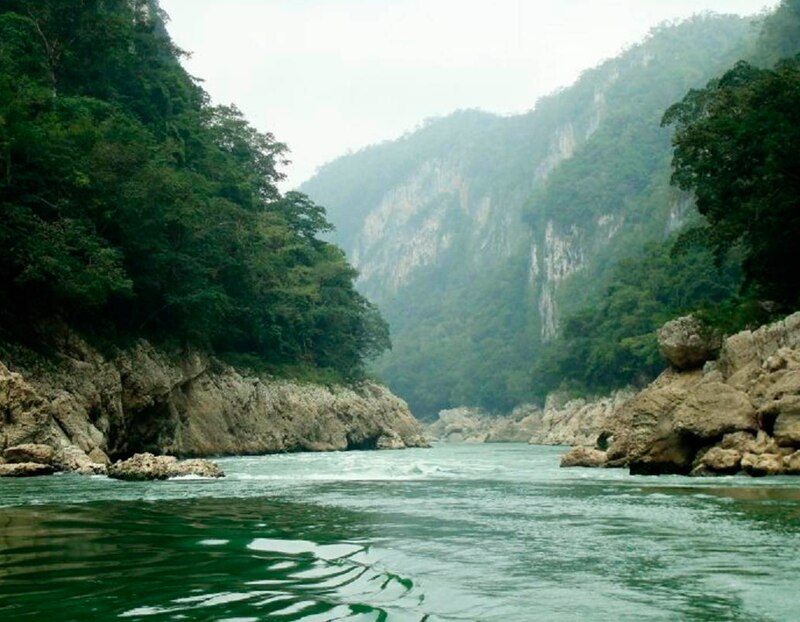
[107,453,224,481]
[657,315,721,370]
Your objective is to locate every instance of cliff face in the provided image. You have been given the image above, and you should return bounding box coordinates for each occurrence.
[0,335,427,470]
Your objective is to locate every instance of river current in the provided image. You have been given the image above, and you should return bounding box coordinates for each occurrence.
[1,444,799,621]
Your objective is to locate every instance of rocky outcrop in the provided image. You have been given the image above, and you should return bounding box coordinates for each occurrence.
[578,312,800,476]
[3,443,55,465]
[424,406,543,443]
[0,334,428,477]
[0,462,56,477]
[528,389,635,447]
[657,315,721,370]
[425,391,636,448]
[560,446,608,468]
[107,453,223,481]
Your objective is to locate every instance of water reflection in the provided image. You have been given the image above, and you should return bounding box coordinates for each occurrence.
[0,498,428,622]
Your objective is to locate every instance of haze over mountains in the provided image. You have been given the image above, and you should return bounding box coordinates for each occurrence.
[301,14,764,418]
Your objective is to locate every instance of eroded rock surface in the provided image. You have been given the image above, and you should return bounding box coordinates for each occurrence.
[0,334,428,478]
[107,453,224,481]
[657,315,721,370]
[3,444,55,465]
[586,312,800,477]
[560,446,608,468]
[0,462,56,478]
[424,405,543,443]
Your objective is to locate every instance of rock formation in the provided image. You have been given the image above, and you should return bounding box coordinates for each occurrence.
[528,390,635,447]
[563,312,800,476]
[107,453,223,481]
[657,315,722,370]
[0,334,428,477]
[424,391,635,448]
[424,405,543,443]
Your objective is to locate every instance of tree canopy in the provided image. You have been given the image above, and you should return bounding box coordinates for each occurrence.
[0,0,389,380]
[662,56,800,310]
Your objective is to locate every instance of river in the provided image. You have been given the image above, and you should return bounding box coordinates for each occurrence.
[1,444,799,621]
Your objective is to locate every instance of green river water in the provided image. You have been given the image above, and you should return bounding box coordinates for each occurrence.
[1,444,800,621]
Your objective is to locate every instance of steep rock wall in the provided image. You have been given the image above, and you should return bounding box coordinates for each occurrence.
[0,336,427,467]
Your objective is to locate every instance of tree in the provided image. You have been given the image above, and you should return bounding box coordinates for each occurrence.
[662,57,800,309]
[0,0,390,381]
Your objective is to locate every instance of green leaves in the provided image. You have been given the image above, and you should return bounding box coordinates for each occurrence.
[0,0,388,381]
[663,56,800,308]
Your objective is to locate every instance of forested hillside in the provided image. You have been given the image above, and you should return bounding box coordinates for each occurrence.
[302,14,758,417]
[0,0,388,380]
[533,0,800,397]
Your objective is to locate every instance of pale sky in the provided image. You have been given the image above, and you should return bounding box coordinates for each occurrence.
[159,0,777,189]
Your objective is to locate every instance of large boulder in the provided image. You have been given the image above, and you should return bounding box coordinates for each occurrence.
[741,452,784,477]
[629,430,700,475]
[612,369,701,468]
[657,315,721,371]
[560,446,607,468]
[672,382,756,440]
[107,453,224,481]
[3,444,55,465]
[694,447,742,475]
[54,446,108,475]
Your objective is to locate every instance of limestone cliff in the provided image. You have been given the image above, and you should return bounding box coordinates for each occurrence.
[0,334,427,471]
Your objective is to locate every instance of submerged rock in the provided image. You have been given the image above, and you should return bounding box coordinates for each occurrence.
[107,453,224,481]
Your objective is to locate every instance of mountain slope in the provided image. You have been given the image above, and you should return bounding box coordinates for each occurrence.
[302,15,758,418]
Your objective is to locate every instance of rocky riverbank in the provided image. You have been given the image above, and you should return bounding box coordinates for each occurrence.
[423,391,634,447]
[562,312,800,476]
[0,333,428,477]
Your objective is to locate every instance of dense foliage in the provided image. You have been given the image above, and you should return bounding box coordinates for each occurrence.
[531,240,741,397]
[0,0,389,379]
[663,57,800,311]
